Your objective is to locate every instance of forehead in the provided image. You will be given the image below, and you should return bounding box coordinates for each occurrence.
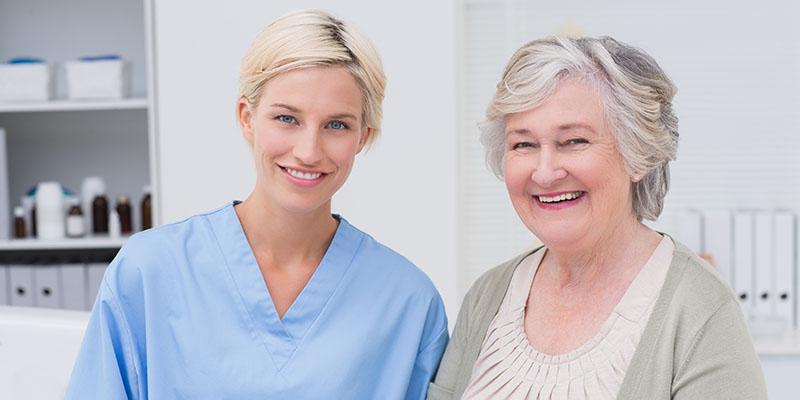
[259,66,363,114]
[505,78,608,135]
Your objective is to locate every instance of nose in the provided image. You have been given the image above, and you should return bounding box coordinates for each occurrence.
[531,147,567,188]
[292,127,323,165]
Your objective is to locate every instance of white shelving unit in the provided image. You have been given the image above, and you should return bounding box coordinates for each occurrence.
[0,237,126,251]
[0,98,149,113]
[0,0,158,314]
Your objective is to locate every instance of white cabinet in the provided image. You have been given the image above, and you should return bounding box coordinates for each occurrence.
[0,0,159,247]
[0,0,158,310]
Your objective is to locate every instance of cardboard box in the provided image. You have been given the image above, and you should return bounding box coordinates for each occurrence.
[65,59,129,100]
[0,63,52,102]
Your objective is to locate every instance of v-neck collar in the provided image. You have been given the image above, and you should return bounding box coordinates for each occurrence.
[209,202,364,372]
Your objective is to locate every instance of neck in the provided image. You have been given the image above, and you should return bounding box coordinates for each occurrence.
[543,216,660,290]
[235,190,338,268]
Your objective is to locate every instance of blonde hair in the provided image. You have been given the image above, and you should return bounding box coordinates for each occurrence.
[481,36,679,221]
[239,9,386,146]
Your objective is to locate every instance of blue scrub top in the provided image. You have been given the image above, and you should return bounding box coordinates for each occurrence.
[66,203,448,399]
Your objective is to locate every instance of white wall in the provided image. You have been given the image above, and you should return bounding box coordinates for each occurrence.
[153,1,459,316]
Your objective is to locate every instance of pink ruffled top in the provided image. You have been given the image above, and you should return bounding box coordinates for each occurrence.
[462,236,674,400]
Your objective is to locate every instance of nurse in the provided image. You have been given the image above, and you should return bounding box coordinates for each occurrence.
[66,9,448,399]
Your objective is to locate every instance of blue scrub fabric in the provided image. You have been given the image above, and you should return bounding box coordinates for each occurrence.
[66,202,448,399]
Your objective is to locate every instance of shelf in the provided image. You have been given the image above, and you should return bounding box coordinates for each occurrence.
[0,98,148,113]
[755,330,800,356]
[0,237,125,251]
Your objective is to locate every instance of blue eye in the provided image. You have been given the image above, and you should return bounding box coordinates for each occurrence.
[275,115,297,124]
[327,120,349,130]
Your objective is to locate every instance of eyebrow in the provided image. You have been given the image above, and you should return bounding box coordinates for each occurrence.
[269,103,359,121]
[507,123,597,135]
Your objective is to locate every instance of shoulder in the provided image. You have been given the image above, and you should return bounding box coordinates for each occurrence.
[667,239,737,317]
[350,221,441,296]
[461,247,541,314]
[102,205,230,298]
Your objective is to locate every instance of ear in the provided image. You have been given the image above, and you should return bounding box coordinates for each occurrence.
[356,127,373,154]
[237,97,255,145]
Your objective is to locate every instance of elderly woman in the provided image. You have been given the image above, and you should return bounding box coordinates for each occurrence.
[429,36,766,399]
[66,10,447,399]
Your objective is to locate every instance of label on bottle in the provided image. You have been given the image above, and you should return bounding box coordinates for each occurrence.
[66,215,86,237]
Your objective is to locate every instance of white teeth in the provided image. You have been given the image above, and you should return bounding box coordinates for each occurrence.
[286,168,322,180]
[538,191,583,203]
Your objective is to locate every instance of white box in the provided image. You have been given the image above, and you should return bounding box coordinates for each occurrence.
[65,59,129,100]
[0,63,52,102]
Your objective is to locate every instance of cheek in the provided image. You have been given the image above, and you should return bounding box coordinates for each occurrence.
[503,155,532,194]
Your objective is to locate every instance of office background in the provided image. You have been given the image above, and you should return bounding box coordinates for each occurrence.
[1,0,799,398]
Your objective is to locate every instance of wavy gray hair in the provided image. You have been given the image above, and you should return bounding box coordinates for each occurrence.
[481,36,679,221]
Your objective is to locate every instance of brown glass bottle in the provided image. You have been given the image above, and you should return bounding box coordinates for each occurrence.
[13,207,26,238]
[141,191,152,231]
[31,205,37,237]
[116,196,133,234]
[92,194,109,234]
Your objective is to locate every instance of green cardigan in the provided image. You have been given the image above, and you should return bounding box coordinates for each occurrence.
[428,241,767,399]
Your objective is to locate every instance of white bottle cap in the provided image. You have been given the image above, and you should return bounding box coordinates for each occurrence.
[14,206,25,217]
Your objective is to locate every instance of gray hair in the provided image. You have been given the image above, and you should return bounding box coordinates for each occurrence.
[481,36,679,221]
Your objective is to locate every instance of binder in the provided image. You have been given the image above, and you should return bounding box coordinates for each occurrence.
[733,211,755,313]
[0,265,8,305]
[86,263,107,310]
[33,265,61,309]
[0,128,9,240]
[8,265,35,307]
[753,211,774,318]
[676,209,703,254]
[773,211,796,327]
[60,263,87,311]
[703,209,734,284]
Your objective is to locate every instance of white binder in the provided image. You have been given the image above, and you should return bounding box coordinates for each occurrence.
[677,209,704,254]
[703,210,734,285]
[8,265,35,307]
[60,264,87,311]
[33,265,61,309]
[0,265,8,305]
[753,211,774,318]
[773,211,796,327]
[0,128,9,240]
[733,211,755,313]
[86,263,108,310]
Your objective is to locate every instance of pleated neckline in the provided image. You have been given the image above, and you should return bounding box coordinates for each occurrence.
[462,236,674,400]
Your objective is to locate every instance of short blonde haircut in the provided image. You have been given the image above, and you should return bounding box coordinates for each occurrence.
[481,36,679,221]
[239,9,386,146]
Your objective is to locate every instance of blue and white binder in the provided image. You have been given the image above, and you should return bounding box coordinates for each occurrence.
[733,211,755,313]
[773,211,796,328]
[703,209,734,284]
